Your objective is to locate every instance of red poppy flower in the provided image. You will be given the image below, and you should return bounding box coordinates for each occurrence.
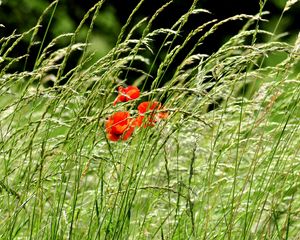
[137,101,161,114]
[134,115,147,127]
[113,86,140,105]
[135,101,168,127]
[105,111,135,141]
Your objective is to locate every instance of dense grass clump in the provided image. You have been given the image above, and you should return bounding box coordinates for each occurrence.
[0,0,299,239]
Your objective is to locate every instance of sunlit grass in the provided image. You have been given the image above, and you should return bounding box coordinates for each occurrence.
[0,0,300,239]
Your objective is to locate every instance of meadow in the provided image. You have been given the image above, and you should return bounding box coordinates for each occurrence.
[0,0,300,239]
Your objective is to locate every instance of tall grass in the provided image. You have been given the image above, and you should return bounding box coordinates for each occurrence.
[1,0,300,239]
